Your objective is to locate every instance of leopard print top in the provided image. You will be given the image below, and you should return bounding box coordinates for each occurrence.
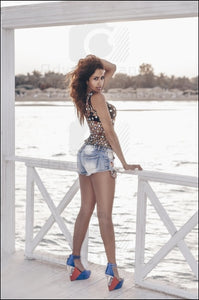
[84,92,116,149]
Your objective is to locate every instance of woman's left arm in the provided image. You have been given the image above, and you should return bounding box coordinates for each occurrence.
[100,58,116,87]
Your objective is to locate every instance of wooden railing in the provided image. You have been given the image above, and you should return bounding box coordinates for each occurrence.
[135,171,198,300]
[14,156,88,266]
[7,156,198,299]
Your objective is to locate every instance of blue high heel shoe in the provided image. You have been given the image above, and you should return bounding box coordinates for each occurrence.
[66,254,91,281]
[105,263,124,291]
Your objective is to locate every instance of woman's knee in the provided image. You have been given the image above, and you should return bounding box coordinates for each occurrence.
[97,210,112,225]
[79,203,95,218]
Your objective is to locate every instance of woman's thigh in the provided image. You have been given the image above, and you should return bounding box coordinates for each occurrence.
[79,174,96,212]
[90,171,115,216]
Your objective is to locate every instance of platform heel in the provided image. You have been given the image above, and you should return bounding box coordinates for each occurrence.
[66,254,91,281]
[105,263,124,291]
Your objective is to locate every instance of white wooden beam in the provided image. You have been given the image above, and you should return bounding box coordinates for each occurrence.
[30,177,79,252]
[145,182,198,278]
[9,156,197,187]
[135,179,147,282]
[33,168,73,247]
[142,211,197,277]
[25,166,35,258]
[5,156,198,187]
[1,29,15,254]
[1,1,198,29]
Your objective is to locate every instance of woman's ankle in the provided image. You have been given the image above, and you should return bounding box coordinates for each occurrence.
[112,265,120,279]
[74,258,85,272]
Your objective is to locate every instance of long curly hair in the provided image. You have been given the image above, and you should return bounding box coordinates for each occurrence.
[67,55,104,125]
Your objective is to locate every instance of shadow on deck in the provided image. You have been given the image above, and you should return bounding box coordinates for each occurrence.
[1,251,180,299]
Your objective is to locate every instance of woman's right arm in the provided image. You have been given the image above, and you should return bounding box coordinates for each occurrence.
[91,93,142,171]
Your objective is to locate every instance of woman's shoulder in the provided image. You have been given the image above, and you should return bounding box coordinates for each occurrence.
[91,92,106,100]
[90,92,108,112]
[91,92,107,106]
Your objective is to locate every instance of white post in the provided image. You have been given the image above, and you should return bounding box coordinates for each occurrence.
[134,178,147,283]
[25,166,35,258]
[1,28,15,255]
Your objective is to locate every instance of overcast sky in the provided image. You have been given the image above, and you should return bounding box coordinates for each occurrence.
[2,1,198,78]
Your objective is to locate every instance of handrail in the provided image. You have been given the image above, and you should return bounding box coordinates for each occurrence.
[6,155,198,187]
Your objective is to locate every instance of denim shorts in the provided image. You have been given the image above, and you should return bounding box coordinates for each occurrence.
[77,144,117,178]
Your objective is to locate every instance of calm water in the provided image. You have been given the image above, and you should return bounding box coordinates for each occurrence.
[15,100,198,291]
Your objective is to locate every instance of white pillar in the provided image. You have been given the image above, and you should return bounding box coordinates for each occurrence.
[1,28,15,255]
[25,166,35,258]
[134,178,147,283]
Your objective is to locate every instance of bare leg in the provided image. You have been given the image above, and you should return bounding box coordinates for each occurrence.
[90,171,120,279]
[72,174,96,271]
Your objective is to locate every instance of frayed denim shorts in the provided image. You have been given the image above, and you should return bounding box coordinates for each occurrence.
[77,144,117,178]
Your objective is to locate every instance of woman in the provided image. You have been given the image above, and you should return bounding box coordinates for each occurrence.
[66,55,142,291]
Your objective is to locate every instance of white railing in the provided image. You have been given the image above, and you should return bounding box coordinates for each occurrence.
[7,156,198,299]
[14,156,88,266]
[135,171,198,300]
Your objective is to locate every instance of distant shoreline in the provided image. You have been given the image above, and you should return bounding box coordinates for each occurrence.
[15,97,198,102]
[15,87,198,103]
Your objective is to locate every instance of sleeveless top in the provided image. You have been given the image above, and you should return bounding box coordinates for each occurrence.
[84,92,116,149]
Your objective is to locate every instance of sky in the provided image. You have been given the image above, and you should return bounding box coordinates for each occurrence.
[2,1,198,78]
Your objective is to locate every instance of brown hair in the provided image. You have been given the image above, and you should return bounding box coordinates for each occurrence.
[67,55,104,125]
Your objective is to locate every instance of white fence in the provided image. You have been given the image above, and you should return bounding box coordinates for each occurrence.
[14,156,89,266]
[7,156,198,299]
[135,172,198,299]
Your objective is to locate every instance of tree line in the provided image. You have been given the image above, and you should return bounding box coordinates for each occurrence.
[15,63,198,92]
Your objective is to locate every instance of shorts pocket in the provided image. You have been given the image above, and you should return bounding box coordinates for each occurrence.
[82,146,98,160]
[82,153,99,174]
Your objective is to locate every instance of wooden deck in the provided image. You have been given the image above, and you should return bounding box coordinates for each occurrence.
[1,251,181,299]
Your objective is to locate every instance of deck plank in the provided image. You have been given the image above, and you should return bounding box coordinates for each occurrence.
[1,252,181,299]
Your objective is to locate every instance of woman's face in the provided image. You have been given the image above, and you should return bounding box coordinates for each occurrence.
[87,68,105,93]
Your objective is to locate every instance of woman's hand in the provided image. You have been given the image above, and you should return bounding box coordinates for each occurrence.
[123,163,143,171]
